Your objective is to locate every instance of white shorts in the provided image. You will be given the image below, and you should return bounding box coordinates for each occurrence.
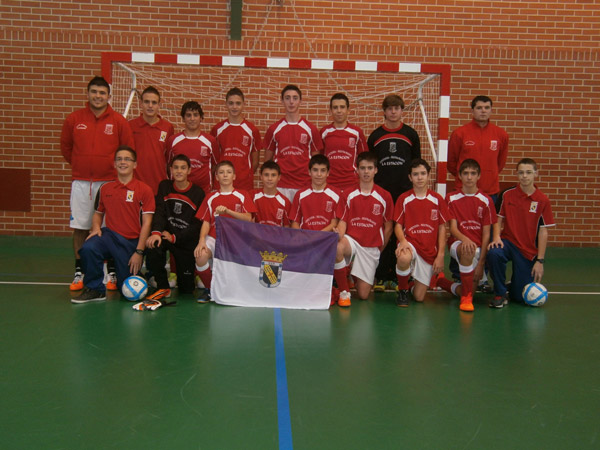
[450,240,481,269]
[405,242,433,287]
[206,235,216,257]
[70,180,105,230]
[278,187,299,203]
[343,235,380,285]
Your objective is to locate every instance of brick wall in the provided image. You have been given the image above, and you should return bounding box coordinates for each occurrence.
[1,0,598,246]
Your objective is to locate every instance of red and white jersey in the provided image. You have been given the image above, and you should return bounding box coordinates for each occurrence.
[210,119,262,191]
[263,118,323,189]
[96,178,155,239]
[130,115,174,194]
[446,190,497,247]
[166,131,219,195]
[320,122,367,190]
[195,189,256,239]
[498,185,555,260]
[252,189,292,227]
[337,184,393,248]
[394,189,451,264]
[290,186,341,231]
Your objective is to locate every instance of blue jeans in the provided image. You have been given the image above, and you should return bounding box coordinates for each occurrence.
[487,238,535,302]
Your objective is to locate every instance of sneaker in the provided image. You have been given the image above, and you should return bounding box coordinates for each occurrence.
[385,280,398,292]
[374,280,385,292]
[459,293,474,312]
[195,275,205,289]
[146,288,171,301]
[477,281,493,294]
[105,272,118,291]
[396,289,409,307]
[70,272,84,291]
[71,287,106,304]
[168,273,177,288]
[197,288,212,303]
[489,293,509,309]
[338,290,351,307]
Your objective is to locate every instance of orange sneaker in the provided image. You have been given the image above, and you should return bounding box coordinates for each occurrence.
[338,290,351,307]
[106,272,118,291]
[70,272,84,291]
[459,293,474,312]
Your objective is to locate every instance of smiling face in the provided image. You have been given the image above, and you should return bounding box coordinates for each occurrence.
[226,94,244,122]
[141,92,160,123]
[309,163,329,190]
[114,149,137,177]
[170,159,191,184]
[87,84,110,115]
[330,99,349,127]
[183,109,202,133]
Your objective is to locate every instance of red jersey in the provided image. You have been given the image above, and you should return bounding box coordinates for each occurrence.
[263,118,324,189]
[447,120,509,195]
[96,178,155,239]
[195,189,256,238]
[338,184,394,248]
[394,189,451,264]
[290,186,342,231]
[446,190,497,247]
[498,185,555,260]
[320,123,367,190]
[166,132,219,195]
[61,103,134,181]
[252,189,292,227]
[129,115,174,194]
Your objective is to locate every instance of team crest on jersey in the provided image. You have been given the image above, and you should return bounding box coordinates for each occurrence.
[104,124,114,135]
[276,208,284,220]
[235,204,242,213]
[477,206,483,218]
[174,202,182,214]
[326,201,333,213]
[372,204,382,215]
[431,209,438,221]
[490,140,498,151]
[159,131,168,142]
[529,201,538,213]
[259,251,287,288]
[349,137,356,147]
[126,190,134,202]
[242,135,250,146]
[300,133,308,145]
[201,146,208,156]
[389,142,397,153]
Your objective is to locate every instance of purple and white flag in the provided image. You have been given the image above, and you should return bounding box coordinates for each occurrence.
[212,216,337,309]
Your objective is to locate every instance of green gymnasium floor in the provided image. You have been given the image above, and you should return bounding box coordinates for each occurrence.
[1,236,599,449]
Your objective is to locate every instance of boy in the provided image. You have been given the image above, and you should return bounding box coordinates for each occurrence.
[129,86,175,194]
[194,160,256,303]
[252,161,292,227]
[394,159,450,307]
[290,154,341,232]
[436,159,497,311]
[144,154,205,300]
[320,93,367,191]
[263,84,323,201]
[166,101,219,195]
[211,87,262,191]
[333,152,394,306]
[487,158,555,308]
[72,146,154,303]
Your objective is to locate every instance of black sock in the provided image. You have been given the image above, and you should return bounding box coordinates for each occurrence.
[75,259,82,273]
[107,259,116,274]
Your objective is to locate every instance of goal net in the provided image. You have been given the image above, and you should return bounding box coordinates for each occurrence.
[104,53,450,194]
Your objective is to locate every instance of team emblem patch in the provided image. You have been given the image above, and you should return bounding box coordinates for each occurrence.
[477,206,483,218]
[242,135,250,146]
[201,146,208,156]
[235,204,242,213]
[276,208,284,220]
[490,140,498,151]
[126,190,134,202]
[389,142,397,153]
[104,124,114,135]
[529,201,538,213]
[326,201,333,213]
[349,137,356,147]
[431,209,438,221]
[174,202,182,214]
[372,204,381,215]
[300,133,308,145]
[159,131,168,142]
[259,251,287,288]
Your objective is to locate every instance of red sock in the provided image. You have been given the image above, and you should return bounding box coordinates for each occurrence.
[437,276,454,294]
[334,268,349,292]
[197,267,212,289]
[460,270,474,297]
[396,274,410,290]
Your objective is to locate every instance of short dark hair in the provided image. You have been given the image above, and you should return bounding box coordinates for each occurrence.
[215,160,235,173]
[115,145,136,161]
[180,101,204,119]
[459,158,481,174]
[471,95,493,109]
[382,94,404,110]
[141,86,161,100]
[410,158,431,174]
[357,151,377,166]
[260,160,281,175]
[517,158,538,171]
[226,87,245,101]
[330,92,349,108]
[309,154,330,171]
[87,76,110,94]
[281,84,302,100]
[171,154,191,168]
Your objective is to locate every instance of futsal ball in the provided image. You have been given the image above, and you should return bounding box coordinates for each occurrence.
[122,275,148,301]
[522,282,548,306]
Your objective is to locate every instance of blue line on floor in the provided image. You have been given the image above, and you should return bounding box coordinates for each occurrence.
[274,308,293,450]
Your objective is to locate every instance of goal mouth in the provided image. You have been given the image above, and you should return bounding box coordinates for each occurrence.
[103,53,450,194]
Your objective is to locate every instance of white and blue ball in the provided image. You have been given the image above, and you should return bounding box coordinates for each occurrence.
[122,276,148,301]
[522,282,548,306]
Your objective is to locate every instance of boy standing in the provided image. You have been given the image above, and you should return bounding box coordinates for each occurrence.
[72,146,154,303]
[194,161,256,303]
[487,158,554,308]
[263,84,323,201]
[145,155,205,300]
[211,87,262,191]
[166,101,219,195]
[252,161,292,227]
[333,152,394,306]
[394,159,450,307]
